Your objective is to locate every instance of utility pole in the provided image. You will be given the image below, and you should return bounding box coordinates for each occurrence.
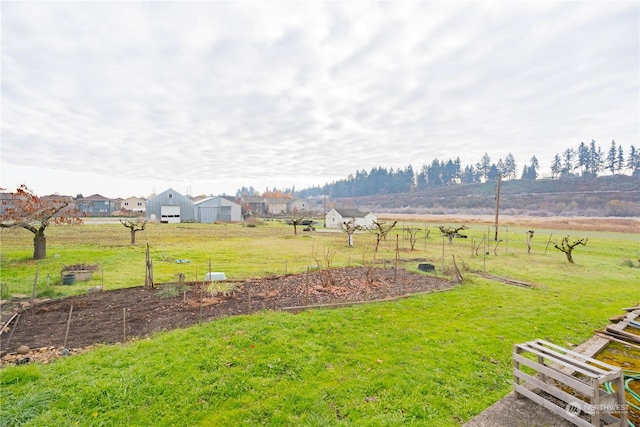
[494,175,502,241]
[323,190,327,228]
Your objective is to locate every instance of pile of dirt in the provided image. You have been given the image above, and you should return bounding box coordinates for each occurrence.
[1,267,453,366]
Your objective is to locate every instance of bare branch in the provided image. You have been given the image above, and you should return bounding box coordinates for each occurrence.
[552,235,588,263]
[437,225,468,244]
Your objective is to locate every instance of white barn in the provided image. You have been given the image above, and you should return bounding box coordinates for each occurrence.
[194,197,242,223]
[325,208,377,229]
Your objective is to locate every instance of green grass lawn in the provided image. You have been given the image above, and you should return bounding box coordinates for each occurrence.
[0,218,638,426]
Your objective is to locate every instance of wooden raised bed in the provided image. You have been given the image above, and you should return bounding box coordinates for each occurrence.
[513,339,627,427]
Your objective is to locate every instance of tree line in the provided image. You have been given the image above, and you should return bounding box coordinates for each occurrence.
[294,141,639,199]
[550,140,640,179]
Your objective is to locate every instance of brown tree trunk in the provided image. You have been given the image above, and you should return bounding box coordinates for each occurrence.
[131,229,136,245]
[33,228,46,260]
[565,249,574,263]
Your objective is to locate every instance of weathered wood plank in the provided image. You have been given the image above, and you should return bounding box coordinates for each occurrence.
[513,339,627,426]
[513,353,593,396]
[529,340,621,373]
[514,368,587,406]
[605,326,640,344]
[517,344,608,378]
[513,384,593,427]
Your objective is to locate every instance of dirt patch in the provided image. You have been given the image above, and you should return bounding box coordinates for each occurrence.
[1,267,453,365]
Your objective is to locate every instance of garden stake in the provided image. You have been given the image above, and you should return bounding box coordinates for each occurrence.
[248,283,252,313]
[424,222,428,251]
[199,280,203,323]
[4,313,20,350]
[505,226,509,252]
[0,313,18,338]
[122,307,126,342]
[305,267,309,306]
[483,233,487,271]
[64,305,73,348]
[394,234,399,283]
[31,267,39,306]
[441,235,445,273]
[545,232,554,253]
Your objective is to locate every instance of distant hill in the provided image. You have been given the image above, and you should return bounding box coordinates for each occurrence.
[331,175,639,217]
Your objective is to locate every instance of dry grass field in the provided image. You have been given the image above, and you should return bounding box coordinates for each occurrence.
[380,213,640,233]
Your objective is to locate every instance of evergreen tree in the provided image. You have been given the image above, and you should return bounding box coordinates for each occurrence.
[562,148,575,176]
[530,155,539,178]
[426,158,443,186]
[588,140,602,176]
[453,157,462,183]
[487,164,500,181]
[606,140,617,175]
[504,153,517,179]
[628,145,640,176]
[521,156,539,180]
[479,153,491,182]
[577,141,590,176]
[616,144,624,175]
[496,158,505,177]
[461,165,476,184]
[551,153,562,179]
[442,159,460,185]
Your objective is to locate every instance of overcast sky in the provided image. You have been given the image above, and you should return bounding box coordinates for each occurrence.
[1,1,638,199]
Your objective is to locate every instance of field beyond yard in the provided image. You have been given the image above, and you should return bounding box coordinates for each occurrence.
[380,213,640,233]
[0,215,638,426]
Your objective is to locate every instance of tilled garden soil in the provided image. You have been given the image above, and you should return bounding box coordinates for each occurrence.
[1,267,453,364]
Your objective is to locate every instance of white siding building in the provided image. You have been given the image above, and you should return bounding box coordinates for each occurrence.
[194,197,242,223]
[325,208,377,229]
[146,188,194,223]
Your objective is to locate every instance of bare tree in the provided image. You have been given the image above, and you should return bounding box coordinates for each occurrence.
[552,236,588,263]
[472,235,486,256]
[437,225,468,244]
[287,214,308,236]
[367,220,398,252]
[339,219,360,247]
[120,218,148,244]
[311,242,336,288]
[403,227,421,251]
[1,185,82,259]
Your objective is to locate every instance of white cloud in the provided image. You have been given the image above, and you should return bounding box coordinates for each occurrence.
[1,1,638,198]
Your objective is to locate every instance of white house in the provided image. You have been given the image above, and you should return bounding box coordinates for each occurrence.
[325,208,377,229]
[193,197,241,223]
